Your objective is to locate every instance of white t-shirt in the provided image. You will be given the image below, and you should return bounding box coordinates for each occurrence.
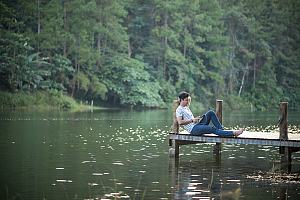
[175,105,195,132]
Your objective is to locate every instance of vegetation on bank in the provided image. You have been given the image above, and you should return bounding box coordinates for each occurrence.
[0,90,254,112]
[0,0,299,110]
[0,90,94,111]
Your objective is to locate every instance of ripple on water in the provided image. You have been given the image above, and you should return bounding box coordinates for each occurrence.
[92,173,103,176]
[112,162,125,166]
[226,179,241,184]
[88,183,98,186]
[81,160,96,164]
[56,179,72,183]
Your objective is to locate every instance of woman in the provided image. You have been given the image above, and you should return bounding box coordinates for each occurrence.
[175,91,244,137]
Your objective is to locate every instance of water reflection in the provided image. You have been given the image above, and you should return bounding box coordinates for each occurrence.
[169,156,300,200]
[169,157,242,200]
[0,109,300,199]
[169,141,300,200]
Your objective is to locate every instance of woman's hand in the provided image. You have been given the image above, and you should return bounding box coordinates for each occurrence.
[192,115,204,123]
[177,116,201,125]
[192,117,200,123]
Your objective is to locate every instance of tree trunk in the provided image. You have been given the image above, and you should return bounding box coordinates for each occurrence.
[183,29,187,58]
[228,27,237,95]
[63,0,67,57]
[128,39,132,58]
[76,62,80,95]
[76,37,81,95]
[238,64,248,96]
[228,50,234,94]
[37,0,40,54]
[71,56,77,98]
[97,33,101,66]
[97,33,101,54]
[253,58,256,88]
[163,13,168,80]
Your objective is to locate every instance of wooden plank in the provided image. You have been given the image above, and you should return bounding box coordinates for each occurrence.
[174,130,300,140]
[169,133,300,147]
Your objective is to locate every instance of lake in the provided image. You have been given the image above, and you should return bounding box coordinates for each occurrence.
[0,108,299,200]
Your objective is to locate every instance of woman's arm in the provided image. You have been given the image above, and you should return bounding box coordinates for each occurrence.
[177,116,198,125]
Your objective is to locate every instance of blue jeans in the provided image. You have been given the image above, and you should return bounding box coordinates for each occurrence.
[190,110,234,136]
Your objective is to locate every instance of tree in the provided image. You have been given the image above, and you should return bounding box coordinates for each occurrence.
[0,2,32,91]
[1,0,300,109]
[103,55,164,107]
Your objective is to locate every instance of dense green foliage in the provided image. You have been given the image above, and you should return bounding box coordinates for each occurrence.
[1,0,299,109]
[0,90,82,110]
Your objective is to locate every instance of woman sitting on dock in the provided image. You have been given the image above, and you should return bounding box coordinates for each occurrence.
[176,91,244,137]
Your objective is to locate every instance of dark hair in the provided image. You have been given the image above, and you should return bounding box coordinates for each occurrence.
[178,91,190,101]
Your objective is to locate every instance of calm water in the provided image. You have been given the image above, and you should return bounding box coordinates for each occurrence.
[0,109,299,200]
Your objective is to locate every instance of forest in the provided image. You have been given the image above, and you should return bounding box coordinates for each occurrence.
[1,0,299,110]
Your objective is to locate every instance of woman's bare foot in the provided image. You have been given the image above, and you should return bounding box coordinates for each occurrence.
[233,128,244,137]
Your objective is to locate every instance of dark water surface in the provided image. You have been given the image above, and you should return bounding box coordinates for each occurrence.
[0,109,299,200]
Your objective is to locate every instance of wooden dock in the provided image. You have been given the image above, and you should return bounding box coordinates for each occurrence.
[169,131,300,148]
[169,100,300,172]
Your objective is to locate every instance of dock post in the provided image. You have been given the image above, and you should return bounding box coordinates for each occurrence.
[213,100,223,154]
[279,102,291,173]
[172,100,179,134]
[169,100,180,157]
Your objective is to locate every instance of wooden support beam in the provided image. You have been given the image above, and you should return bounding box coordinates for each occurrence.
[279,102,291,173]
[172,139,179,158]
[172,100,179,133]
[214,100,223,154]
[279,102,288,153]
[281,147,292,173]
[216,100,223,123]
[170,100,180,156]
[177,141,204,145]
[279,102,288,140]
[169,100,179,146]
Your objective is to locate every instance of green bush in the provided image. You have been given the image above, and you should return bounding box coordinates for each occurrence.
[0,90,79,110]
[0,91,33,108]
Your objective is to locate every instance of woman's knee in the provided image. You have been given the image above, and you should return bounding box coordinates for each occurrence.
[206,110,216,116]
